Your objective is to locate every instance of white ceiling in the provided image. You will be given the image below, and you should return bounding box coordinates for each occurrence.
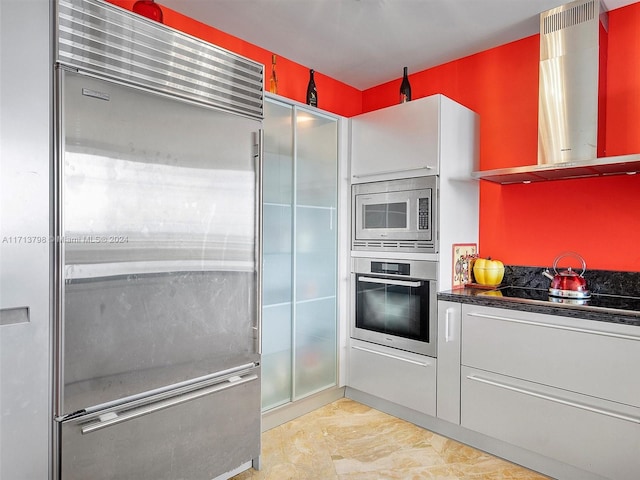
[160,0,636,90]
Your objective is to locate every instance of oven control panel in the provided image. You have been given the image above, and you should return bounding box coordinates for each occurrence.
[371,261,410,276]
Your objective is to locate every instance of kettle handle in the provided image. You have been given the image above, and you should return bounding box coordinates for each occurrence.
[553,252,587,276]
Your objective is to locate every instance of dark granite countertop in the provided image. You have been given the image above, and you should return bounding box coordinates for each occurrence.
[438,265,640,328]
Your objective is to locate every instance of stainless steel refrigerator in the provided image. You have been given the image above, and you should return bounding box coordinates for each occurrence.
[53,1,263,478]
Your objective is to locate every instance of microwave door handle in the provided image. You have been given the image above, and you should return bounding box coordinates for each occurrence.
[357,276,422,288]
[352,166,433,179]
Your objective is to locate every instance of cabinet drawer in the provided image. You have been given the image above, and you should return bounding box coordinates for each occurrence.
[60,369,260,480]
[348,339,436,415]
[461,366,640,480]
[461,305,640,407]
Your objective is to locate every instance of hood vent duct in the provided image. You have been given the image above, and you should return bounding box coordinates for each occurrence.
[538,0,604,165]
[473,0,640,184]
[543,1,595,34]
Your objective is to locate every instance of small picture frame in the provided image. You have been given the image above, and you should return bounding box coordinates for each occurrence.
[452,243,477,288]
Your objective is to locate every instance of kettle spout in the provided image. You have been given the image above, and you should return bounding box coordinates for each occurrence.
[542,269,554,281]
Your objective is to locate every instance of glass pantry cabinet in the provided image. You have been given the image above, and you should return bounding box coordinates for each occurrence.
[261,97,338,411]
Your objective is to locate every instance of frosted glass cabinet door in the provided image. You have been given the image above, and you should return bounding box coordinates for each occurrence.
[294,110,338,399]
[261,99,338,409]
[263,102,294,206]
[261,100,293,410]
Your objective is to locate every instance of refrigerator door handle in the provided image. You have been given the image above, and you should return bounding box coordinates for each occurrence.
[255,129,264,355]
[80,373,258,435]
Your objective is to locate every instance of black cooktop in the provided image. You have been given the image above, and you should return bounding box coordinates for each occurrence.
[479,287,640,316]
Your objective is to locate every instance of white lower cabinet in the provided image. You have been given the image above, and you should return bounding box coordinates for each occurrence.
[460,304,640,480]
[461,366,640,480]
[461,305,640,407]
[436,301,462,424]
[348,338,436,416]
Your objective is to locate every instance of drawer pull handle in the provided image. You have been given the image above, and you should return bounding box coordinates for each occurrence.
[466,312,640,342]
[80,374,258,434]
[467,374,640,425]
[352,345,431,367]
[445,308,455,342]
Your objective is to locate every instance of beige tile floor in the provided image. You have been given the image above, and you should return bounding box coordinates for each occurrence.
[232,398,550,480]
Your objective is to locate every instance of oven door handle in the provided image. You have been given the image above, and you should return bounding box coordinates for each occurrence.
[357,276,423,288]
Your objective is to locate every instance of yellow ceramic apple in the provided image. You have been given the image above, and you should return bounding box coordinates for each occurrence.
[473,257,505,286]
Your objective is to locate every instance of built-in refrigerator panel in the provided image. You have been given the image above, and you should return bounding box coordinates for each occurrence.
[53,2,264,477]
[61,70,257,275]
[57,69,260,416]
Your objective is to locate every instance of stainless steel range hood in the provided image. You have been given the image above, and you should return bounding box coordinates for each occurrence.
[472,153,640,184]
[473,0,640,184]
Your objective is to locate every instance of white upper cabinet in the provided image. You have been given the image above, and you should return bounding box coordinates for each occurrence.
[350,95,479,183]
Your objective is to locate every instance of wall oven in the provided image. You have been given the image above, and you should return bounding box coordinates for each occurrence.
[351,257,437,357]
[352,176,438,253]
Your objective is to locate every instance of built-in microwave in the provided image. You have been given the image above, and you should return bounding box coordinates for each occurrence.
[352,176,438,253]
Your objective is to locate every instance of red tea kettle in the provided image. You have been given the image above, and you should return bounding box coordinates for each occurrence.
[542,252,591,299]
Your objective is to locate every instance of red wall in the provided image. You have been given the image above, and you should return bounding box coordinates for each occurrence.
[109,1,640,271]
[606,3,640,156]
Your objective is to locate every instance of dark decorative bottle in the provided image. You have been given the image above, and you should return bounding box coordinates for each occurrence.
[269,54,278,94]
[133,0,163,23]
[399,66,411,103]
[306,69,317,107]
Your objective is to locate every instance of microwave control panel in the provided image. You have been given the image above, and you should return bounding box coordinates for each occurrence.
[418,197,430,230]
